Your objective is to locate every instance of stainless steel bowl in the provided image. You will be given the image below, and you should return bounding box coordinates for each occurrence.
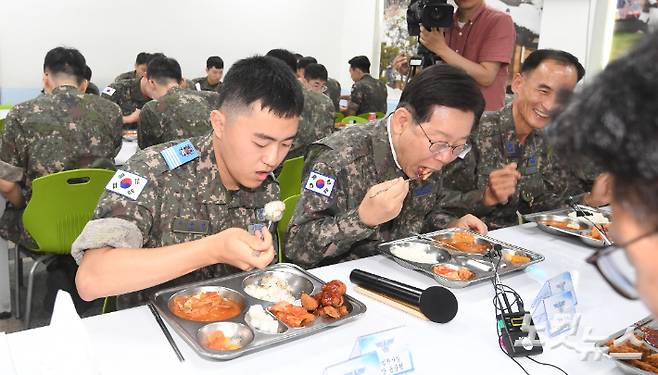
[432,232,493,254]
[197,322,254,351]
[167,286,246,322]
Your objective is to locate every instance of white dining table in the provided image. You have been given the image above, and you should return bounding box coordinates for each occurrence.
[3,223,650,375]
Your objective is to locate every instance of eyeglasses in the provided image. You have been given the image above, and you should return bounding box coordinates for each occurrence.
[585,229,657,300]
[417,122,471,156]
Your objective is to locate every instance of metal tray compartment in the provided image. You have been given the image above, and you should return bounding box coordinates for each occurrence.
[524,206,613,248]
[594,316,658,374]
[378,227,544,288]
[152,263,367,361]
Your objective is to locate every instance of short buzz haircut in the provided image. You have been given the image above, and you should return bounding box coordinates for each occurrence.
[397,64,484,126]
[297,56,317,70]
[146,56,182,84]
[207,56,224,70]
[549,31,658,228]
[217,55,304,119]
[304,63,328,82]
[521,49,586,82]
[43,47,86,84]
[135,52,150,65]
[265,49,298,72]
[348,55,371,73]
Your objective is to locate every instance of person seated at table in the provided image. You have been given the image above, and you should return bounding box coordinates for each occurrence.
[192,56,224,93]
[341,55,387,116]
[102,53,164,126]
[296,56,317,80]
[285,64,488,268]
[440,49,610,230]
[114,52,151,82]
[83,65,100,95]
[73,55,304,309]
[0,46,122,311]
[266,49,334,162]
[138,56,218,149]
[549,30,658,315]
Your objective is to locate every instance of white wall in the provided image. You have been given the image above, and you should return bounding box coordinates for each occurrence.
[539,0,615,82]
[0,0,380,104]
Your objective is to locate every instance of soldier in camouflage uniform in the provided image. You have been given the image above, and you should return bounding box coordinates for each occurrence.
[114,52,151,82]
[325,77,341,112]
[72,56,304,308]
[101,77,151,126]
[285,64,487,268]
[137,56,219,149]
[0,47,122,248]
[342,56,387,116]
[441,50,609,229]
[192,56,224,93]
[285,63,335,160]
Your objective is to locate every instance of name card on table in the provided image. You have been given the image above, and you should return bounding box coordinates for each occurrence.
[531,272,578,337]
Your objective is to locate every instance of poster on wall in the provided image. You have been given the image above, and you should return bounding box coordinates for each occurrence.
[611,0,657,60]
[380,0,543,93]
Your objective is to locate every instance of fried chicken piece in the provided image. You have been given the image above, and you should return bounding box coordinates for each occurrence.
[301,292,318,311]
[322,306,341,319]
[338,305,349,317]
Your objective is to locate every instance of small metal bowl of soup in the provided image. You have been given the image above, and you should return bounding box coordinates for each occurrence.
[168,286,245,322]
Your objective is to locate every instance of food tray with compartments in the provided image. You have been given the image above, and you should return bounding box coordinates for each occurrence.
[151,263,367,361]
[523,205,612,248]
[378,227,544,288]
[594,316,658,375]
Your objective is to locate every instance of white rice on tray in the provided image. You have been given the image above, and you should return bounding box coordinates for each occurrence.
[390,242,438,264]
[243,274,296,303]
[245,305,279,334]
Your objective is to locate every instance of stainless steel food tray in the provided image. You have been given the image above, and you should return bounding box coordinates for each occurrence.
[152,263,367,361]
[378,227,544,288]
[594,316,658,375]
[524,205,612,248]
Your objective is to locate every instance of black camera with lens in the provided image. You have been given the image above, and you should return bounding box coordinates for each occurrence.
[406,0,455,68]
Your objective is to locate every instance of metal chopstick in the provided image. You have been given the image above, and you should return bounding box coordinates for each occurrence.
[148,302,185,362]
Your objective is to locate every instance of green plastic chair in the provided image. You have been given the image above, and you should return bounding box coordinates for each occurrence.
[21,168,114,327]
[277,156,304,201]
[276,194,300,263]
[335,112,344,122]
[0,104,13,133]
[342,116,367,125]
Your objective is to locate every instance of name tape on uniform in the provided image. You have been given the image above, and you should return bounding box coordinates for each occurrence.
[305,171,335,198]
[101,86,116,96]
[106,170,148,200]
[160,140,199,170]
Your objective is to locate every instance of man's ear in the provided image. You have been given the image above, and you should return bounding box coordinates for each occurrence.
[210,109,227,141]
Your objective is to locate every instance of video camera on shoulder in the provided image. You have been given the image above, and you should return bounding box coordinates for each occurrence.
[406,0,455,68]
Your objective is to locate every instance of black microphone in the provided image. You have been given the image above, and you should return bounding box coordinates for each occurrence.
[349,269,458,323]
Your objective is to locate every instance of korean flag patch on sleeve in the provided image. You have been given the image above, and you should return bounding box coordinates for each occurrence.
[101,86,116,96]
[304,171,335,198]
[106,169,148,200]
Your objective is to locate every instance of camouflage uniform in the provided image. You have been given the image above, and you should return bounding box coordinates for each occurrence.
[101,78,151,116]
[71,132,279,308]
[346,74,387,115]
[325,77,341,112]
[137,86,218,149]
[441,102,569,229]
[286,87,335,160]
[285,119,457,268]
[0,85,122,246]
[114,70,137,82]
[191,77,222,93]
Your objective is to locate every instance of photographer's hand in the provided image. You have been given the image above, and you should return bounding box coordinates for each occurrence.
[419,26,449,56]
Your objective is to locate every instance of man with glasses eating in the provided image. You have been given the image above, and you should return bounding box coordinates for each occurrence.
[549,31,658,312]
[285,64,488,268]
[441,49,610,229]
